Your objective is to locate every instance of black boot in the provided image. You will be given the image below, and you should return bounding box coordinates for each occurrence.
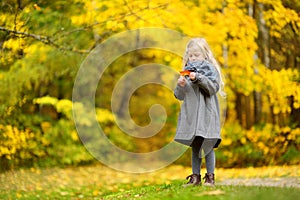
[183,174,201,187]
[203,173,215,187]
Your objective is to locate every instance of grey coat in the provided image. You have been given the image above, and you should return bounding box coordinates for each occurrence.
[174,62,221,147]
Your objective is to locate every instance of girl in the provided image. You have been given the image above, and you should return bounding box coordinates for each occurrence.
[174,38,225,186]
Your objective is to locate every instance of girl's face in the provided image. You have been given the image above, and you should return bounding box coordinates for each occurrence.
[188,47,205,62]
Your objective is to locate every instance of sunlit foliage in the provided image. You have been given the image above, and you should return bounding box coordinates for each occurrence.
[0,0,299,170]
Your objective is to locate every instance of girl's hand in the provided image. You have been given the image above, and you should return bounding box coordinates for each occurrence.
[189,72,196,81]
[178,76,186,87]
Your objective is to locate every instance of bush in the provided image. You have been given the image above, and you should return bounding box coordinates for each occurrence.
[1,96,299,171]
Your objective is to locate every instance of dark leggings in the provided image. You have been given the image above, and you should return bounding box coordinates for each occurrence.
[191,136,217,175]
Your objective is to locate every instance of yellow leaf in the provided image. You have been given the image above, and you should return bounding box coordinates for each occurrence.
[93,190,99,196]
[273,106,280,114]
[16,193,22,198]
[195,189,225,196]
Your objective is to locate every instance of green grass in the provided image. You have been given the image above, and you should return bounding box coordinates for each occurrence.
[1,165,299,199]
[2,180,299,200]
[104,181,300,200]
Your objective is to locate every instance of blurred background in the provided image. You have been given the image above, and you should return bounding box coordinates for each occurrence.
[0,0,299,172]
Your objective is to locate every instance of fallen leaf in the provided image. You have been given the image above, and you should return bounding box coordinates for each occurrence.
[93,190,99,196]
[195,189,225,196]
[60,191,69,196]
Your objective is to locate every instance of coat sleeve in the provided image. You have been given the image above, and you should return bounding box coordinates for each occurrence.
[174,84,186,100]
[191,73,220,96]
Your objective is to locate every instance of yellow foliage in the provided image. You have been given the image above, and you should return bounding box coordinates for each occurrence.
[96,108,115,123]
[245,124,300,157]
[71,131,79,141]
[41,122,52,133]
[294,87,300,109]
[56,99,73,114]
[1,0,299,169]
[260,0,300,37]
[34,96,73,119]
[0,125,37,159]
[221,120,299,166]
[34,96,58,106]
[222,137,233,146]
[261,68,299,114]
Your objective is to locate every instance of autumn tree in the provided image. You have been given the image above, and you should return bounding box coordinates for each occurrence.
[0,0,299,170]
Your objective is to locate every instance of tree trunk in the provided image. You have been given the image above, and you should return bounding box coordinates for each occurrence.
[257,2,270,68]
[115,29,140,119]
[253,90,262,124]
[245,94,253,129]
[251,1,263,125]
[291,96,300,127]
[235,92,243,126]
[222,0,228,69]
[17,0,22,9]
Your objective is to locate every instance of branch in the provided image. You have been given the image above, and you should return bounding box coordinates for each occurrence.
[0,2,168,54]
[0,26,90,54]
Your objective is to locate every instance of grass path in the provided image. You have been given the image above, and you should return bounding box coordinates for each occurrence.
[0,164,299,199]
[220,177,299,188]
[104,180,300,200]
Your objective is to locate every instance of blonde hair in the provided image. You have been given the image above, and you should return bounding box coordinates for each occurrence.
[183,38,226,97]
